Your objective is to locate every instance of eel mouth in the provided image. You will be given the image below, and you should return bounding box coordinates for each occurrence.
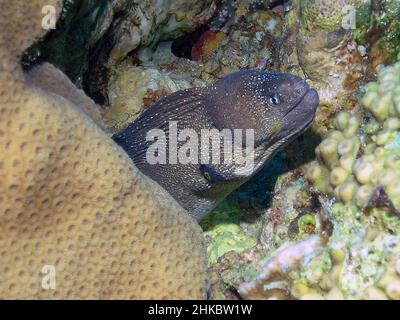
[284,85,319,117]
[256,85,319,151]
[273,87,319,142]
[260,86,319,147]
[251,87,319,176]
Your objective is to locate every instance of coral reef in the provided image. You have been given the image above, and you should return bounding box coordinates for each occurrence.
[108,0,212,63]
[23,0,213,101]
[306,62,400,211]
[105,59,207,132]
[236,62,400,300]
[238,235,326,299]
[195,2,283,78]
[27,63,105,129]
[201,205,258,267]
[207,61,400,300]
[201,152,290,268]
[355,0,400,66]
[23,0,398,127]
[300,0,359,31]
[239,199,400,299]
[283,0,372,137]
[207,166,321,299]
[0,0,207,299]
[102,0,285,126]
[6,0,400,301]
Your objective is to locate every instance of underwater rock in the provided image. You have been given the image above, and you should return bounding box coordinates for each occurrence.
[105,60,207,132]
[206,7,282,78]
[237,192,333,300]
[237,174,400,300]
[201,207,258,267]
[22,0,118,86]
[161,0,284,78]
[286,202,400,300]
[296,0,363,78]
[23,0,213,101]
[300,0,359,31]
[207,168,324,299]
[355,0,400,68]
[283,1,371,136]
[279,0,395,138]
[108,0,213,62]
[203,152,294,299]
[102,0,289,134]
[238,235,326,299]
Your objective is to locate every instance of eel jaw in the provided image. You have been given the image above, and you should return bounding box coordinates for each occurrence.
[251,87,319,175]
[276,88,319,141]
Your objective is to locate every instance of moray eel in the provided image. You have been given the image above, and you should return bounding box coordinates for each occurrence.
[113,70,319,220]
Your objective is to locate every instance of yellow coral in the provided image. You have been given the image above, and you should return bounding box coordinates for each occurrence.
[306,62,400,211]
[0,0,207,299]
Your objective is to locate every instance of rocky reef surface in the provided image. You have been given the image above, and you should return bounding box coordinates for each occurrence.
[21,0,400,299]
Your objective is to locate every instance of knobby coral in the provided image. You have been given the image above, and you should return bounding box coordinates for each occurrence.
[306,62,400,211]
[0,0,207,299]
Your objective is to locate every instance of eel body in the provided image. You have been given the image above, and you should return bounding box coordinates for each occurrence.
[113,70,319,220]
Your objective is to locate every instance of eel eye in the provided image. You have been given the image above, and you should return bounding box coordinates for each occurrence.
[269,94,280,105]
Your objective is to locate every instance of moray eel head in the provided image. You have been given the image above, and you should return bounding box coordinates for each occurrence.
[205,70,319,180]
[207,70,318,148]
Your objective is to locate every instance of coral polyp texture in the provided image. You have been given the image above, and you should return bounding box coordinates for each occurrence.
[306,62,400,211]
[300,0,359,31]
[0,0,207,299]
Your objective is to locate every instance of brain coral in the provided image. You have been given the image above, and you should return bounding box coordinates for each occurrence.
[0,0,207,299]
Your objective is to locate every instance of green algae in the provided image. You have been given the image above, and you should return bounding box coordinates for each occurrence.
[201,152,290,266]
[201,205,257,266]
[355,0,400,64]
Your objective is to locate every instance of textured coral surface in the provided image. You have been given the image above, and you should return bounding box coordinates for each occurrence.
[0,0,207,299]
[306,62,400,210]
